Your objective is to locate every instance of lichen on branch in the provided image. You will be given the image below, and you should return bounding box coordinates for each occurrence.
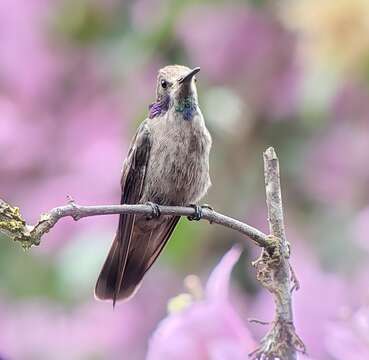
[0,200,34,249]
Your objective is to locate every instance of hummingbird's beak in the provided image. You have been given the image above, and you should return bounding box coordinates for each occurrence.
[178,67,200,84]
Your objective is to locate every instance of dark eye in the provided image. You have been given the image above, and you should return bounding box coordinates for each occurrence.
[161,79,168,89]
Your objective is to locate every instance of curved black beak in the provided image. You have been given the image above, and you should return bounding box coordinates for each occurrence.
[178,67,200,84]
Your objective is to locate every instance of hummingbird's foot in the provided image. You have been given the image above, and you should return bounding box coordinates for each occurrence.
[145,202,161,220]
[187,204,203,221]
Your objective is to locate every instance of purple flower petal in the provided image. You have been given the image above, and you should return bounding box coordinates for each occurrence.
[206,244,242,301]
[147,246,255,359]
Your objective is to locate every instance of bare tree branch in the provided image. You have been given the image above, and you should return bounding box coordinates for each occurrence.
[250,147,305,360]
[0,199,270,249]
[0,147,305,359]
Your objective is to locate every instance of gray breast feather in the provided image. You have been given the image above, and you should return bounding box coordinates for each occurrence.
[140,115,211,206]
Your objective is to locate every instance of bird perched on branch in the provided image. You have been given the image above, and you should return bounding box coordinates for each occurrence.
[95,65,212,305]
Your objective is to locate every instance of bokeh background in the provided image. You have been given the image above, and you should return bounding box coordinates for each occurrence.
[1,0,369,359]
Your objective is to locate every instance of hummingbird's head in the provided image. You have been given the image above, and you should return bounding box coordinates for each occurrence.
[149,65,200,121]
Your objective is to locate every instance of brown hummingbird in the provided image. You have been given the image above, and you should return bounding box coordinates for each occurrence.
[95,65,212,304]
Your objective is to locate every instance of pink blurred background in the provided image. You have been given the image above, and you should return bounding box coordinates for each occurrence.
[1,0,369,359]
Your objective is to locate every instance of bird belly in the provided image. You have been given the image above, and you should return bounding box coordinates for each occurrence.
[141,129,211,206]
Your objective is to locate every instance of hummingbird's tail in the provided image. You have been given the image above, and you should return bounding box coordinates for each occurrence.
[94,215,180,304]
[94,235,136,303]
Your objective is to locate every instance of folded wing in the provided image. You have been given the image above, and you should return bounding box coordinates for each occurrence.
[95,122,180,304]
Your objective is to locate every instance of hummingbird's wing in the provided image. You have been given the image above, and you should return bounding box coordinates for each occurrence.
[95,122,181,303]
[95,122,152,303]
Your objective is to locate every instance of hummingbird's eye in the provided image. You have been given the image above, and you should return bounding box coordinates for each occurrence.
[161,80,168,89]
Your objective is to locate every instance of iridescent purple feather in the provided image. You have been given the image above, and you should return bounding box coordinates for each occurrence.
[148,95,170,119]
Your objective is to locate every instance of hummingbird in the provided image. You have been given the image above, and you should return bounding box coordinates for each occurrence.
[95,65,212,304]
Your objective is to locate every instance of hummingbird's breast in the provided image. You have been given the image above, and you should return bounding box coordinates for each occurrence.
[141,113,212,206]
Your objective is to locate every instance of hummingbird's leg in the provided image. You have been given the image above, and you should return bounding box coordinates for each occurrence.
[145,202,161,220]
[187,204,203,221]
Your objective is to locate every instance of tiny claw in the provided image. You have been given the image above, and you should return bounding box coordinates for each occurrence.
[187,204,203,221]
[145,202,161,220]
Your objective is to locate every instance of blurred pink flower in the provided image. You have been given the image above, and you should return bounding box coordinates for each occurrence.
[0,268,178,360]
[147,246,256,360]
[332,81,369,125]
[131,0,170,31]
[0,0,63,103]
[304,124,369,207]
[326,306,369,360]
[304,80,369,207]
[0,0,128,249]
[346,265,369,311]
[0,84,126,250]
[0,96,52,174]
[176,5,299,119]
